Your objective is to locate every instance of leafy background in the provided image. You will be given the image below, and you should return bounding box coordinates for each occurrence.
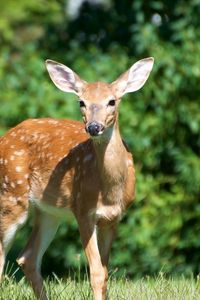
[0,0,200,278]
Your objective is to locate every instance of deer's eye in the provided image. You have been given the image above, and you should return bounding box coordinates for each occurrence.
[79,100,86,108]
[108,99,116,106]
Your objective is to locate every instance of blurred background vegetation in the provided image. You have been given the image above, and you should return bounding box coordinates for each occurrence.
[0,0,200,279]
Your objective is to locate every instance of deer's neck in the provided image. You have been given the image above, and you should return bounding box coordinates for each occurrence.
[92,121,127,187]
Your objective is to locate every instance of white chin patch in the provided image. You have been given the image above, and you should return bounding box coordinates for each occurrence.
[91,132,104,139]
[92,127,113,141]
[97,130,104,135]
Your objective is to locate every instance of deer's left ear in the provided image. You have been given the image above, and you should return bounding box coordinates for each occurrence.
[111,57,154,98]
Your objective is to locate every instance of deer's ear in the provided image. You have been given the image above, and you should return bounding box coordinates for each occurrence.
[111,57,154,98]
[45,60,86,95]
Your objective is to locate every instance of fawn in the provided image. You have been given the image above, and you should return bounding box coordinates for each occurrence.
[0,57,154,300]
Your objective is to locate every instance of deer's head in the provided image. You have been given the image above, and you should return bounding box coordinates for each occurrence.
[46,58,154,138]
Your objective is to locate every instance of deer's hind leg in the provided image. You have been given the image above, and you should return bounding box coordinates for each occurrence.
[0,241,5,280]
[17,208,60,300]
[0,192,29,280]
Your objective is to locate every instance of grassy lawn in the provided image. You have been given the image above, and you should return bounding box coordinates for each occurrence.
[1,272,200,300]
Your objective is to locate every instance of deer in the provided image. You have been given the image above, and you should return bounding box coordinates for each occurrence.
[0,57,154,300]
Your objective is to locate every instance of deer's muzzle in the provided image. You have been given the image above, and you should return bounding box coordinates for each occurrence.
[86,122,105,136]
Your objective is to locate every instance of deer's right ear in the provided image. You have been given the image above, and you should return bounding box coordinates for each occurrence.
[45,60,86,95]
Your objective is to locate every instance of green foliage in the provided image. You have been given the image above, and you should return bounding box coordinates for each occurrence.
[0,0,200,278]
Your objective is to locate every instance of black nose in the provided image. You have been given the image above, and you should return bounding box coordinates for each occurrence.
[86,122,104,136]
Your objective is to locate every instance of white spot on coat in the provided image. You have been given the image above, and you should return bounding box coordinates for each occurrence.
[11,182,16,188]
[17,180,23,185]
[16,166,22,172]
[14,150,25,156]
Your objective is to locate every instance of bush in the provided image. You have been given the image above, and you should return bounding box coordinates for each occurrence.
[1,0,200,278]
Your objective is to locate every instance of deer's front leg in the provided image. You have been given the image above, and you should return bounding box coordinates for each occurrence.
[98,224,117,270]
[78,218,108,300]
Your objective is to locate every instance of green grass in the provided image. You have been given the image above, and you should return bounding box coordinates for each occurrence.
[1,271,200,300]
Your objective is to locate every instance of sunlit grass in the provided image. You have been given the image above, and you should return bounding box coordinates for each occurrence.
[1,268,200,300]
